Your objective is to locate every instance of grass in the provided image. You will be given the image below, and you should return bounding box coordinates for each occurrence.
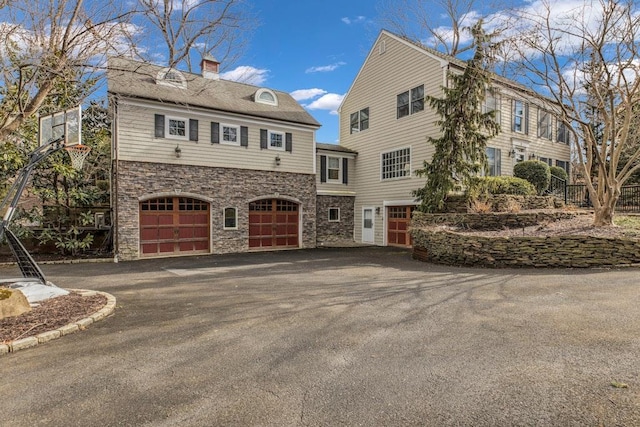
[614,215,640,230]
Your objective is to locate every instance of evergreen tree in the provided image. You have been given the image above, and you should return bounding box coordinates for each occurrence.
[413,21,500,212]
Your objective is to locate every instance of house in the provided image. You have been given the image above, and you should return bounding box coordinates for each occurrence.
[337,30,572,248]
[108,56,321,260]
[315,143,357,246]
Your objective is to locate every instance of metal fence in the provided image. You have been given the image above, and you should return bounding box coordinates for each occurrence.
[548,176,640,212]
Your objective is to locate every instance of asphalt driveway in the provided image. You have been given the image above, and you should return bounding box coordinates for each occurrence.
[1,247,639,426]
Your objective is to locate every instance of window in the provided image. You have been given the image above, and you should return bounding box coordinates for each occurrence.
[512,100,528,134]
[155,114,198,141]
[327,156,340,181]
[350,108,369,133]
[485,147,501,176]
[557,122,571,144]
[539,157,552,166]
[222,124,239,145]
[381,147,411,180]
[483,88,501,124]
[168,117,187,138]
[155,68,187,89]
[538,110,552,140]
[255,88,278,106]
[223,207,237,229]
[269,131,284,150]
[260,129,292,152]
[328,208,340,222]
[397,85,424,118]
[556,160,569,174]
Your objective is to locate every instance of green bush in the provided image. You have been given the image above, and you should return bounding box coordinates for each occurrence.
[513,160,551,195]
[549,165,568,182]
[468,176,536,198]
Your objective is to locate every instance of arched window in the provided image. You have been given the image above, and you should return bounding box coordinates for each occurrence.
[255,88,278,106]
[156,68,187,89]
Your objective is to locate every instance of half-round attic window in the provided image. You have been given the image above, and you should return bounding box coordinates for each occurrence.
[156,68,187,89]
[255,88,278,106]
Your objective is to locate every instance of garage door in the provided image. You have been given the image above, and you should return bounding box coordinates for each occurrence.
[387,206,415,247]
[249,199,299,249]
[140,197,209,256]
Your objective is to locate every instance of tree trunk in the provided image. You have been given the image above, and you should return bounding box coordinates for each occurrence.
[593,205,615,226]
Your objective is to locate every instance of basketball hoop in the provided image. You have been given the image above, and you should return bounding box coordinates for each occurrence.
[65,144,91,170]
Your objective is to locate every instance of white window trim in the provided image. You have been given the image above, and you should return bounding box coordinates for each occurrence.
[221,123,240,146]
[327,156,342,183]
[513,100,526,134]
[255,88,278,106]
[328,207,340,222]
[156,68,187,89]
[166,116,189,141]
[268,130,285,151]
[380,146,412,181]
[223,207,238,230]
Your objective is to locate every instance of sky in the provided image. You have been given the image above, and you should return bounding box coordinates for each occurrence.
[220,0,384,144]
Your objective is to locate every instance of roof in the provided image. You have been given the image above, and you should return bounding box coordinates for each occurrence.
[107,57,321,128]
[316,143,358,155]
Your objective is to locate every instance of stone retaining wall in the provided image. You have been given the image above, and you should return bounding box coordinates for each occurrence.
[412,211,591,231]
[411,211,640,268]
[412,230,640,268]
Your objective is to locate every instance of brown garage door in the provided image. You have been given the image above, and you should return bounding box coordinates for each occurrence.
[249,199,299,249]
[140,197,209,256]
[387,206,415,247]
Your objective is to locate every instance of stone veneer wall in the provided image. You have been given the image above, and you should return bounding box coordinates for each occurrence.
[114,160,316,260]
[411,211,640,268]
[316,195,355,245]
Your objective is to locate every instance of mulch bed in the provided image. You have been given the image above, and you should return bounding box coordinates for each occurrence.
[0,292,107,344]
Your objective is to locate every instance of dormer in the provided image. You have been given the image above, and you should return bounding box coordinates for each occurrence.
[156,67,187,89]
[255,88,278,106]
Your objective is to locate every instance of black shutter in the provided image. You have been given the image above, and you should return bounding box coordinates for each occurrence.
[320,155,327,183]
[511,100,515,132]
[154,114,165,138]
[189,119,198,141]
[285,132,292,152]
[260,129,268,149]
[240,126,248,147]
[524,104,529,135]
[211,122,220,144]
[342,158,348,184]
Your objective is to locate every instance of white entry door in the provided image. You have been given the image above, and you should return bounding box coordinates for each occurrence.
[362,207,374,243]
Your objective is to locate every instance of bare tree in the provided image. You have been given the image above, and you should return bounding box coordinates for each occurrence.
[504,0,640,226]
[0,0,256,143]
[135,0,256,71]
[0,0,134,141]
[377,0,507,57]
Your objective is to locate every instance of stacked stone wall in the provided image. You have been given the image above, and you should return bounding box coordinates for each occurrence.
[316,195,355,245]
[115,160,316,260]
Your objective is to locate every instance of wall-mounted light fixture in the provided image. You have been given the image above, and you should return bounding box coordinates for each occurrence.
[275,155,281,166]
[529,153,536,160]
[375,207,381,215]
[509,149,516,158]
[174,145,182,158]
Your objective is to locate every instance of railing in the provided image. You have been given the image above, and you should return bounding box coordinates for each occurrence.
[548,177,640,212]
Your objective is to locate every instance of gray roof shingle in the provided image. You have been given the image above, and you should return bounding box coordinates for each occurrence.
[107,57,321,128]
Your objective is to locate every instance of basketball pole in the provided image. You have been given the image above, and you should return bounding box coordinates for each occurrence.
[0,136,68,284]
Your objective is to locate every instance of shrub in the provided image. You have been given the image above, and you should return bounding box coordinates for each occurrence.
[468,176,536,198]
[513,160,551,195]
[549,166,568,182]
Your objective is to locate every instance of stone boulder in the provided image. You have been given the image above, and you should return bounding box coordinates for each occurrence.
[0,287,31,319]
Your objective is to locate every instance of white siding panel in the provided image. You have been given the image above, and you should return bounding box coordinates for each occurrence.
[115,101,316,175]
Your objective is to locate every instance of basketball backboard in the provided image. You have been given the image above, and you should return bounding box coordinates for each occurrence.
[38,106,82,147]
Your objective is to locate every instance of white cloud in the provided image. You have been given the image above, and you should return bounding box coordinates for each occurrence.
[305,62,346,73]
[220,66,269,85]
[305,93,345,114]
[290,88,327,101]
[341,16,367,25]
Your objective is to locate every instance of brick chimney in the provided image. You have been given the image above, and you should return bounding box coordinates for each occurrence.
[201,55,220,80]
